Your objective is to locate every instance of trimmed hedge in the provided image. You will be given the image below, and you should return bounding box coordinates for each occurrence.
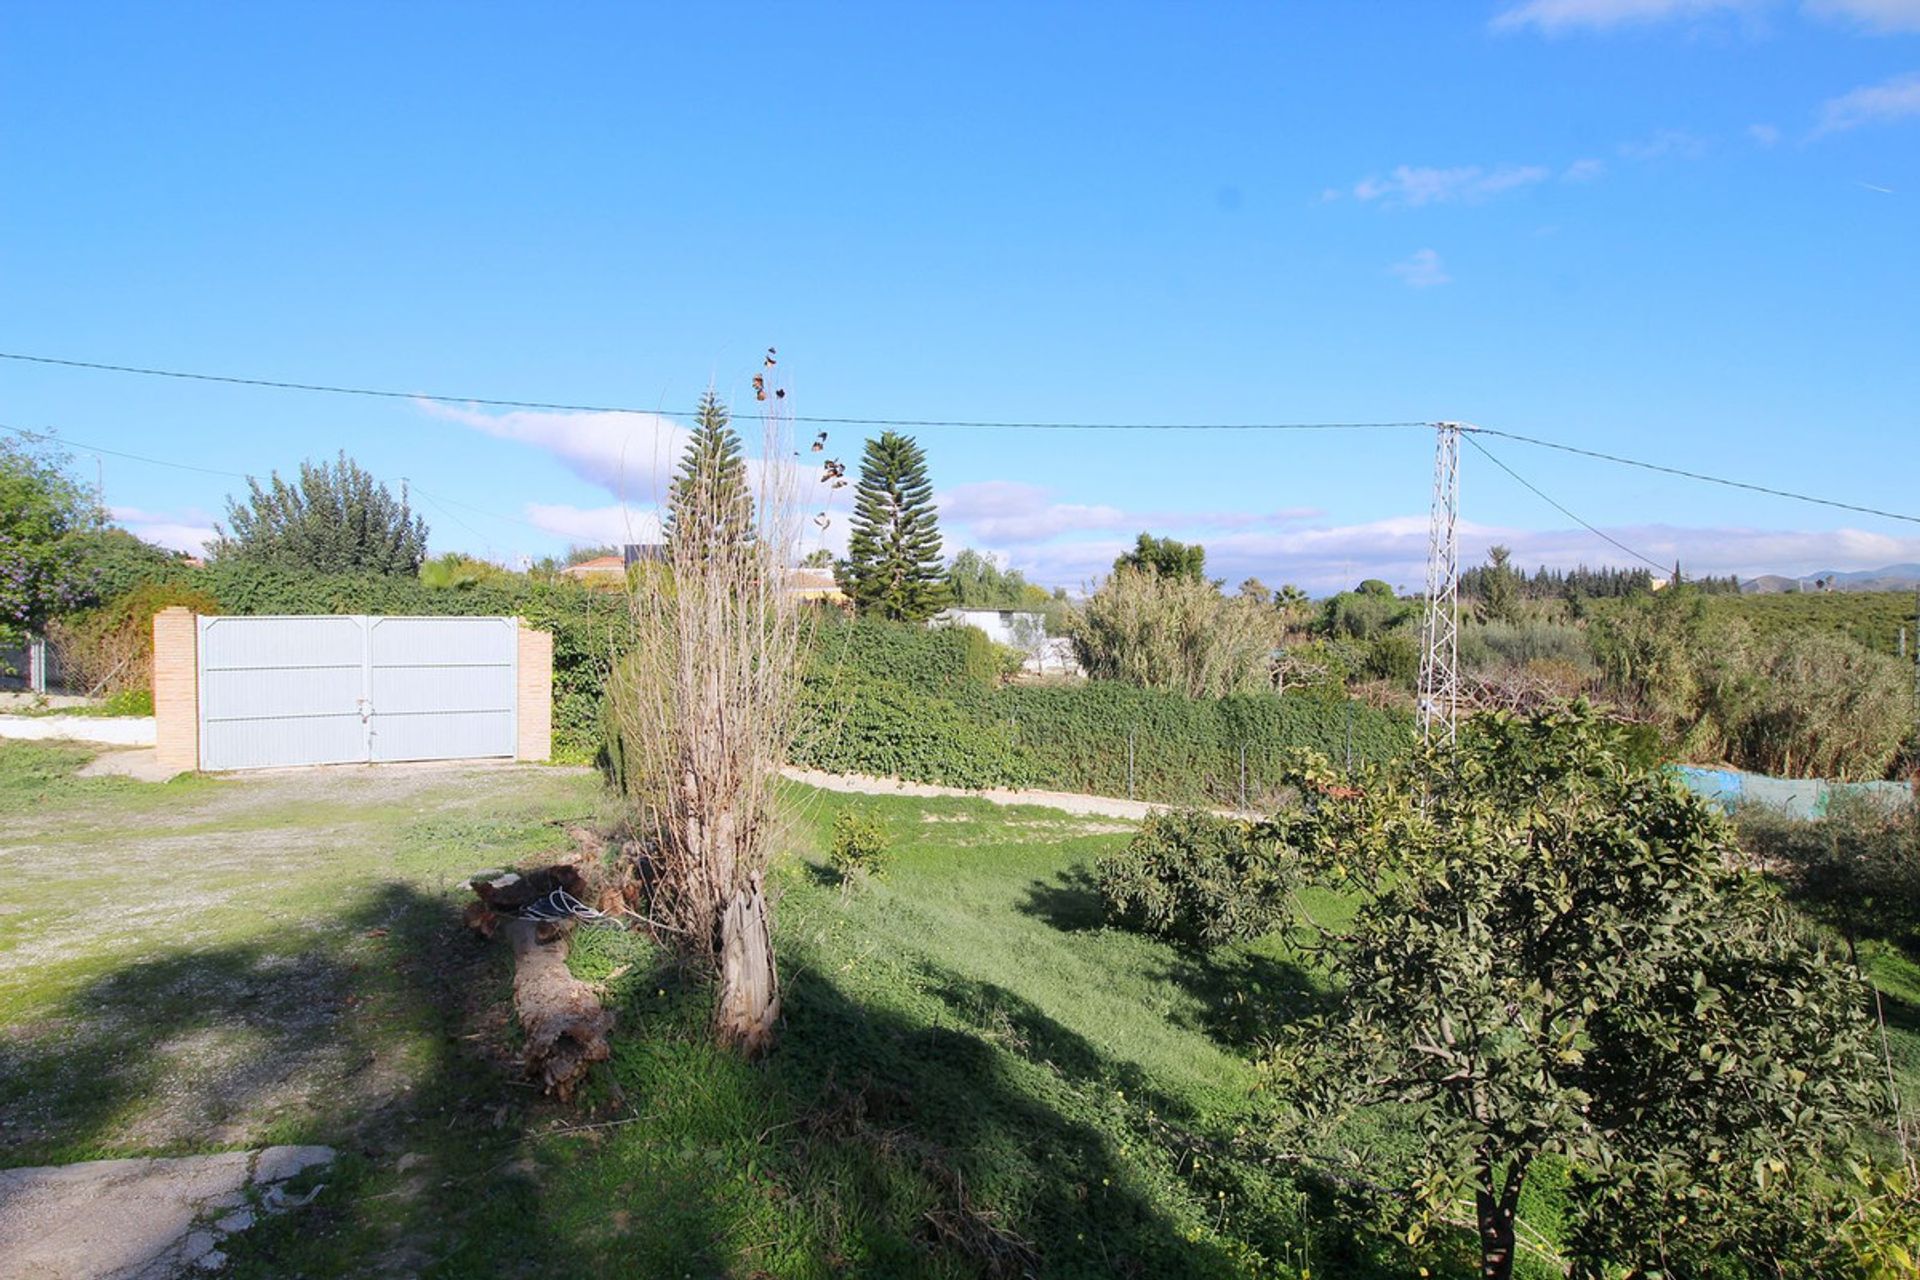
[790,619,1416,806]
[1002,682,1414,807]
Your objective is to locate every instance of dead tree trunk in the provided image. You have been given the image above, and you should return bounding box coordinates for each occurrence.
[713,872,779,1058]
[503,918,613,1100]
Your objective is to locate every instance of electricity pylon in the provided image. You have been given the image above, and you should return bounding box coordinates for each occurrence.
[1418,422,1461,744]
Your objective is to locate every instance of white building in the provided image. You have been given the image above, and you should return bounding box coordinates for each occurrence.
[929,608,1080,676]
[930,607,1044,647]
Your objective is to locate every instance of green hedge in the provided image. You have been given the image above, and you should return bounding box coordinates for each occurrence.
[790,619,1416,806]
[1002,682,1413,807]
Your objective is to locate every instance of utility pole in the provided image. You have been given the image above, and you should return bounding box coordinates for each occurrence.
[1418,422,1462,745]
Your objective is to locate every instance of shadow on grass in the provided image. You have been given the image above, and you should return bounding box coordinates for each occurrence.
[0,881,570,1276]
[1017,865,1108,933]
[1150,946,1331,1055]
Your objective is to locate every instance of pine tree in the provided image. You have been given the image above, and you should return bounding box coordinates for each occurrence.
[839,431,948,621]
[665,392,753,550]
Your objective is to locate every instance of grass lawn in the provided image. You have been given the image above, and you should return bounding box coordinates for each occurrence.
[3,738,1914,1278]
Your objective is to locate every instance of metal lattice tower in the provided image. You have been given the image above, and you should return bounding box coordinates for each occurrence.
[1418,422,1461,744]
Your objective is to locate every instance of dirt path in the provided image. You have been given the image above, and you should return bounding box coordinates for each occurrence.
[781,765,1253,821]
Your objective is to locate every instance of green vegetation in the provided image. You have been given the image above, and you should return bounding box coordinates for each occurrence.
[665,390,752,549]
[792,616,1415,804]
[1074,564,1278,698]
[1267,709,1880,1279]
[1697,589,1920,658]
[1096,809,1285,947]
[828,804,893,879]
[1116,531,1209,582]
[840,431,948,622]
[211,450,428,576]
[6,722,1918,1276]
[0,434,102,640]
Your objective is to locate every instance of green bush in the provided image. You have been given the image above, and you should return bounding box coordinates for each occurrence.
[828,806,893,880]
[1359,631,1420,686]
[1095,809,1287,948]
[1460,618,1595,672]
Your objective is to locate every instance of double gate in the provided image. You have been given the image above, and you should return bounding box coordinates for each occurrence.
[197,615,519,770]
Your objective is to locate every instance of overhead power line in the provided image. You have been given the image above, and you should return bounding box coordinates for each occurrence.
[0,350,1425,431]
[1462,433,1671,574]
[0,421,594,545]
[0,420,248,479]
[6,348,1915,526]
[1466,425,1920,527]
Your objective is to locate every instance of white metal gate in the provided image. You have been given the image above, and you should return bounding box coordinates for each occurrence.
[197,615,518,770]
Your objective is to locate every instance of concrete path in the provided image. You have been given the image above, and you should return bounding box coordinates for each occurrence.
[0,1145,332,1279]
[0,714,156,746]
[783,765,1231,821]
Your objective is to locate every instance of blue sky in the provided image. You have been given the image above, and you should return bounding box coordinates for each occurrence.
[2,0,1916,593]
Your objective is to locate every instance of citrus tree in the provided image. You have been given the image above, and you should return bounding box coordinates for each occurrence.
[1266,708,1883,1279]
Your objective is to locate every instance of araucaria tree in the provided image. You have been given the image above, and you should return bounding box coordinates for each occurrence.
[608,386,805,1056]
[839,431,947,621]
[666,391,752,548]
[213,451,427,575]
[1268,708,1881,1280]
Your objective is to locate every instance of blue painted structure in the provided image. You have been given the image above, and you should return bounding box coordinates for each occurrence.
[1670,765,1913,820]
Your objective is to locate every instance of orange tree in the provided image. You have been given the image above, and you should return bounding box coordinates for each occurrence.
[1264,708,1884,1279]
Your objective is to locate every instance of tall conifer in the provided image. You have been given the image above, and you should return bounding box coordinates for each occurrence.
[665,392,752,550]
[839,431,948,621]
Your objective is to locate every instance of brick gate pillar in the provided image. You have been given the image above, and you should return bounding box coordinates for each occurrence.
[515,625,553,762]
[153,607,199,771]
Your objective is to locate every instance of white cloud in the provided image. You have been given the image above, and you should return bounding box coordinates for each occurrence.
[1562,157,1608,182]
[1806,0,1920,31]
[989,515,1920,596]
[1390,248,1452,288]
[1499,0,1920,31]
[1493,0,1757,33]
[1748,122,1782,145]
[938,482,1323,550]
[519,503,662,546]
[1352,163,1553,207]
[110,505,217,555]
[1813,70,1920,135]
[418,401,689,501]
[421,401,851,551]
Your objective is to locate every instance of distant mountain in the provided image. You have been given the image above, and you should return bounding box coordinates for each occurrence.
[1740,564,1920,594]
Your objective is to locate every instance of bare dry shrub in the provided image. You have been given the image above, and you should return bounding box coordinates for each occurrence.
[606,387,809,1057]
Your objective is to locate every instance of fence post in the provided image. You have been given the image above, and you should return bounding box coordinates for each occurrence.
[1345,700,1354,775]
[28,634,47,695]
[1127,728,1135,802]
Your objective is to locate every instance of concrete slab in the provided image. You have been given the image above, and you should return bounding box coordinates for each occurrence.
[0,1145,333,1280]
[76,748,187,783]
